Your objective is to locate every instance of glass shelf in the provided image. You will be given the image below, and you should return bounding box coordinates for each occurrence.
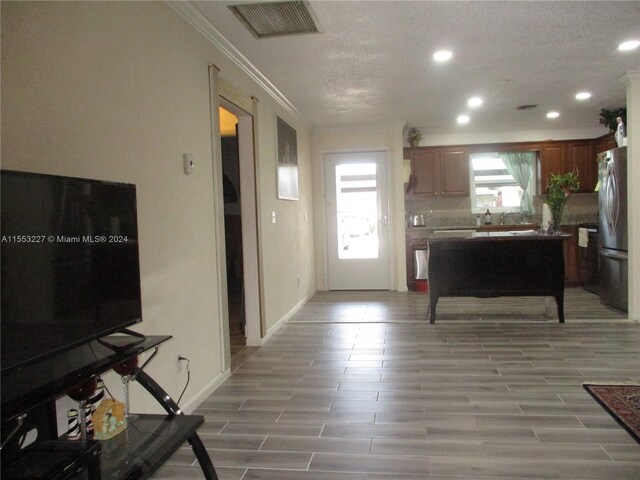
[98,414,204,480]
[1,335,171,421]
[1,439,101,479]
[3,414,204,480]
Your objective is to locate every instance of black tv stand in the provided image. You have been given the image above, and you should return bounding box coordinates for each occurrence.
[98,329,147,351]
[1,335,218,480]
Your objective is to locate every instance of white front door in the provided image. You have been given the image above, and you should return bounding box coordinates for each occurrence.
[325,151,390,290]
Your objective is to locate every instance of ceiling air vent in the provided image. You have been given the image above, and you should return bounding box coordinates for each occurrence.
[229,1,320,39]
[516,104,539,111]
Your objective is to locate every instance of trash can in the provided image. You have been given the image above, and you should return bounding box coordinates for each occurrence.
[414,248,429,293]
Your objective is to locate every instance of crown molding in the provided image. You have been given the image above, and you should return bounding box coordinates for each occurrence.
[620,70,640,85]
[167,1,313,130]
[313,120,407,134]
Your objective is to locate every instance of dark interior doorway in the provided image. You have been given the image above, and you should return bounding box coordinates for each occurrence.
[220,107,246,357]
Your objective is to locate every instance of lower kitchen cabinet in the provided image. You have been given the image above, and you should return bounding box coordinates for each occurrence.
[562,225,581,285]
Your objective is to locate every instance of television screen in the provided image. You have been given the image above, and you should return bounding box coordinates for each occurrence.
[1,170,142,373]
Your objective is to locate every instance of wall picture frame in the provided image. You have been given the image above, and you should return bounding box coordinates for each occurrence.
[276,116,299,200]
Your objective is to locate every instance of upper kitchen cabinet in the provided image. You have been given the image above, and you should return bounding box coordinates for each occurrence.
[595,132,616,154]
[539,141,596,194]
[539,143,565,194]
[407,148,438,195]
[405,147,469,197]
[567,141,596,192]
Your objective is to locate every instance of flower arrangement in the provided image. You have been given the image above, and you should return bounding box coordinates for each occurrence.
[407,128,422,147]
[545,171,580,231]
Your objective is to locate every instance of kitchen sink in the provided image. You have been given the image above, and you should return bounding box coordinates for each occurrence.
[475,223,539,232]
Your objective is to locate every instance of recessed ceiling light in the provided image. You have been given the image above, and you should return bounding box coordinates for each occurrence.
[468,97,483,108]
[575,92,592,100]
[618,39,640,51]
[546,111,560,119]
[457,115,470,124]
[433,50,453,62]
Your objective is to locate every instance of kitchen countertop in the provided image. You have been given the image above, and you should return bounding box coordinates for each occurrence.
[409,223,538,231]
[408,223,541,242]
[426,231,571,242]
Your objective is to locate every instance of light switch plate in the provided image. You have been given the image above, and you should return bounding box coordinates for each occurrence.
[183,153,194,174]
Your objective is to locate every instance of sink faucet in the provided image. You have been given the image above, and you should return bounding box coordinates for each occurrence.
[499,211,514,225]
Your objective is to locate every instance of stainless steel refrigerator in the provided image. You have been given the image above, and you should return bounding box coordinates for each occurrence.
[598,147,628,312]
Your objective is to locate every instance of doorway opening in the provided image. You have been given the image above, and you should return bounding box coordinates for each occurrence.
[219,106,246,358]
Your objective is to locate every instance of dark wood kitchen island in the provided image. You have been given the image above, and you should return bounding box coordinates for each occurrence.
[427,232,569,323]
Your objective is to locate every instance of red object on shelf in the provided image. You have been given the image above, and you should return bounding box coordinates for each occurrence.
[114,355,138,376]
[67,377,97,401]
[415,280,429,293]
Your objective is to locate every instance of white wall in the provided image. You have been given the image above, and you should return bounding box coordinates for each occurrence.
[311,123,407,292]
[253,107,316,334]
[623,72,639,321]
[1,1,315,415]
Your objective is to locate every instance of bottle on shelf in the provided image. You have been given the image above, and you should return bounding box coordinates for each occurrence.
[484,209,492,225]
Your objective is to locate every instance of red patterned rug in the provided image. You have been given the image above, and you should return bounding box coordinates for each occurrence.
[583,384,640,443]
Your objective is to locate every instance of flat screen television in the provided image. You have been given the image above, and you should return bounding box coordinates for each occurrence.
[1,170,142,374]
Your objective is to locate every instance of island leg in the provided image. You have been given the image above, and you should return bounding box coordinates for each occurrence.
[429,293,438,323]
[554,293,565,323]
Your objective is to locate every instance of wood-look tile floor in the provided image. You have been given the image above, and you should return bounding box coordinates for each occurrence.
[155,289,640,480]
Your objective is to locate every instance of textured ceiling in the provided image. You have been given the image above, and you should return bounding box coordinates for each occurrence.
[189,1,640,135]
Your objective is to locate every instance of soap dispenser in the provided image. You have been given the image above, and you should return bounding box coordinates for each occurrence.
[484,209,492,225]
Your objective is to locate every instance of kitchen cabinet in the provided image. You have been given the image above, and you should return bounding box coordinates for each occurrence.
[539,143,565,193]
[427,234,567,323]
[406,224,539,290]
[567,142,596,192]
[562,225,581,285]
[539,141,596,194]
[405,147,469,197]
[595,132,616,154]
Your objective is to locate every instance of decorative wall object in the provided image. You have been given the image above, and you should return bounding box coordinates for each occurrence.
[276,116,299,200]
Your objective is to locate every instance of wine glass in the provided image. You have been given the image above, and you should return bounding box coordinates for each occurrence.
[66,376,97,442]
[113,355,139,424]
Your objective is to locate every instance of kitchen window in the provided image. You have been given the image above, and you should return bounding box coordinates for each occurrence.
[469,152,536,214]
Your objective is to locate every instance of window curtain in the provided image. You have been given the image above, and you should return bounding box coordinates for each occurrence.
[499,152,535,213]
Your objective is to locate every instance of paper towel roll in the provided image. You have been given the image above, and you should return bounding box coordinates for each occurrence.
[542,204,552,232]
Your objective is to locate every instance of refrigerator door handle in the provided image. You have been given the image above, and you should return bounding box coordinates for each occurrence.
[603,162,620,234]
[600,248,628,261]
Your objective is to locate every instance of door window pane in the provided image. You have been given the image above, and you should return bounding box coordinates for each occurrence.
[335,163,378,259]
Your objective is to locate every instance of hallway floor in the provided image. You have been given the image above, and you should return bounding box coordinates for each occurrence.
[155,289,640,479]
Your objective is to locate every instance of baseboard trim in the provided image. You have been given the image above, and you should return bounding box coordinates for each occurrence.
[247,289,317,347]
[180,367,231,414]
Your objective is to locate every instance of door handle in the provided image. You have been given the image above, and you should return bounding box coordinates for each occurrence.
[600,249,627,261]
